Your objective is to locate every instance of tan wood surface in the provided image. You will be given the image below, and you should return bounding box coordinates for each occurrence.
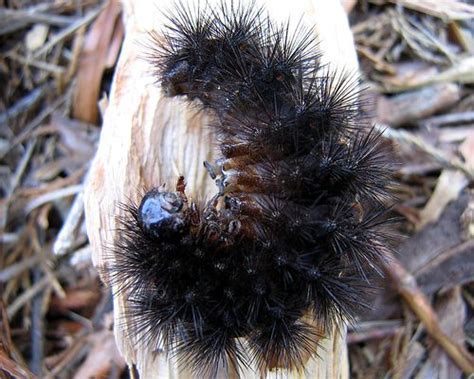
[84,0,358,377]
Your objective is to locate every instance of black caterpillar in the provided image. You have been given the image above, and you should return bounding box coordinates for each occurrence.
[109,1,394,376]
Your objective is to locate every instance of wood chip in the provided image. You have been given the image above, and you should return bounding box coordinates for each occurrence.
[418,169,468,229]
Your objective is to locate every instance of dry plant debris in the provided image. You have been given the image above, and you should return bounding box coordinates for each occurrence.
[1,0,125,377]
[0,0,473,378]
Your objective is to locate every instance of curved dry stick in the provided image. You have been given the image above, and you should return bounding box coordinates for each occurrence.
[386,253,474,375]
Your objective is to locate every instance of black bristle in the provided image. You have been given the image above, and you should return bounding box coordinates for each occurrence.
[107,1,396,377]
[248,313,321,371]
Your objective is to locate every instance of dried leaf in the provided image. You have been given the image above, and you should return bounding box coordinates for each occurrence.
[416,239,474,294]
[398,341,425,379]
[418,170,468,229]
[73,328,125,379]
[365,194,470,320]
[377,83,461,126]
[458,131,474,172]
[380,56,474,92]
[72,0,122,124]
[404,193,468,272]
[460,191,474,241]
[449,21,474,54]
[418,287,465,378]
[49,114,98,159]
[387,0,474,21]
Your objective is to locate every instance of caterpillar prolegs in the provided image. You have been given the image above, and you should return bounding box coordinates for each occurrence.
[109,1,395,376]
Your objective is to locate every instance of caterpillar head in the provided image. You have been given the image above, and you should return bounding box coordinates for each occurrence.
[138,188,189,241]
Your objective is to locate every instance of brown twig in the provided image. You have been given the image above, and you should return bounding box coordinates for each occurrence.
[0,83,50,129]
[385,253,474,375]
[53,191,86,256]
[377,123,474,180]
[9,89,69,151]
[385,0,474,21]
[0,7,75,27]
[30,267,45,376]
[348,320,404,344]
[0,255,43,283]
[7,276,50,319]
[0,299,35,379]
[24,184,83,215]
[420,111,474,128]
[32,4,106,59]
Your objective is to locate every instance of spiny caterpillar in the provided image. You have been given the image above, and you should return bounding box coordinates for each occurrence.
[109,1,394,376]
